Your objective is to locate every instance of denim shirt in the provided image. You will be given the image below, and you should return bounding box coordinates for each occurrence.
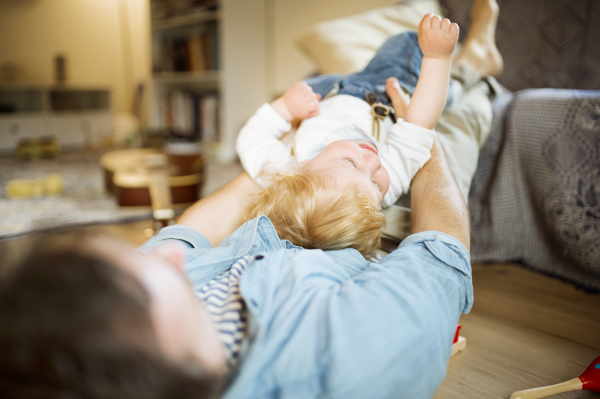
[139,216,473,399]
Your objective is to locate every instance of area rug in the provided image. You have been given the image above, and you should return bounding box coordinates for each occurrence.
[0,151,245,239]
[0,151,156,239]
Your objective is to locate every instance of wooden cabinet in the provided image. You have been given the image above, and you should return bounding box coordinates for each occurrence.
[0,85,112,153]
[49,112,113,148]
[0,115,47,150]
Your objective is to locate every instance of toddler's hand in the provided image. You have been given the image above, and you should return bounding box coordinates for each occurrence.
[418,13,459,60]
[283,81,321,120]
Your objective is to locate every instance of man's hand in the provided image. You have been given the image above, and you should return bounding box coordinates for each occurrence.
[271,81,321,123]
[418,13,459,60]
[386,77,410,119]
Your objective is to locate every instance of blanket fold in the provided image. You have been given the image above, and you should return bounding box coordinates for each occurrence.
[469,89,600,291]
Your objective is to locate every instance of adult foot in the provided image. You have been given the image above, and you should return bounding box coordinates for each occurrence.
[454,0,503,77]
[386,77,410,119]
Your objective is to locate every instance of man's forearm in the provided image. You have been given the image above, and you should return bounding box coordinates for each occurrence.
[404,57,451,130]
[177,172,262,247]
[410,137,470,250]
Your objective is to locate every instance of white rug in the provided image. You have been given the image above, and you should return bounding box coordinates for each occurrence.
[0,151,243,239]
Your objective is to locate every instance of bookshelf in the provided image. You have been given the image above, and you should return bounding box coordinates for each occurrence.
[151,10,221,31]
[149,0,269,163]
[153,70,220,85]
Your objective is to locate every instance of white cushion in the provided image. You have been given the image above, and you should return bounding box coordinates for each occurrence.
[296,0,443,75]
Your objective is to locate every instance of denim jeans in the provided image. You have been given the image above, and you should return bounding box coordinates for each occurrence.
[305,31,454,108]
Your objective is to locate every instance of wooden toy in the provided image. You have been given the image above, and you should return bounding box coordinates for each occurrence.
[509,355,600,399]
[451,324,466,356]
[6,174,64,199]
[16,136,60,160]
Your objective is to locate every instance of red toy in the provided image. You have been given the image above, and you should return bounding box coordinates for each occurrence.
[509,354,600,399]
[451,324,466,356]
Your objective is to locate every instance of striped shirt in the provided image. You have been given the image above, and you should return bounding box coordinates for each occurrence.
[196,255,250,368]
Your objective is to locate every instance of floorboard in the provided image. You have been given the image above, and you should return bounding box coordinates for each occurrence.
[436,263,600,399]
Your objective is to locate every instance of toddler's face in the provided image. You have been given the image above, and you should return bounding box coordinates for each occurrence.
[301,140,390,206]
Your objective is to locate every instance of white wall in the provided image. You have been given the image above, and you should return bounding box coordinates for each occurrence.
[0,0,399,122]
[220,0,269,162]
[0,0,151,115]
[269,0,398,96]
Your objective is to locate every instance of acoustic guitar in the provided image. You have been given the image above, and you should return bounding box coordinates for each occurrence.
[100,146,204,207]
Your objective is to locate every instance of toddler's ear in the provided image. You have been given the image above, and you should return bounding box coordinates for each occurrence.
[298,160,309,168]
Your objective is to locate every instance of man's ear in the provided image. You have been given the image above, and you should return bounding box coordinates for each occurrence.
[151,241,185,273]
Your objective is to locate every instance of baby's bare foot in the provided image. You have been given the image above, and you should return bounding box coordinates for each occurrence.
[454,0,503,77]
[386,77,410,119]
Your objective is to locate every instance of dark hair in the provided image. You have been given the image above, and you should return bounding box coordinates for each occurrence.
[0,235,224,399]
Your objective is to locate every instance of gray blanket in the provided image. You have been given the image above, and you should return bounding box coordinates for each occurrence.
[469,89,600,291]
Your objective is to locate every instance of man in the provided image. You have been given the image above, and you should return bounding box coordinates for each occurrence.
[0,135,471,399]
[0,1,502,396]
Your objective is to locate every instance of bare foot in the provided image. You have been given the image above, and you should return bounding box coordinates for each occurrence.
[386,77,410,119]
[454,0,504,77]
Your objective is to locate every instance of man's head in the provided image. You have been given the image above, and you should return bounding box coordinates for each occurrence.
[245,168,386,256]
[300,140,391,207]
[0,234,225,399]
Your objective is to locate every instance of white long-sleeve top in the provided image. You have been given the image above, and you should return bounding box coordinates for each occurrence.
[236,94,435,207]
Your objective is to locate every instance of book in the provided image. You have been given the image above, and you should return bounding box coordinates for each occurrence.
[157,90,219,142]
[153,20,219,73]
[188,31,206,71]
[172,38,189,72]
[160,37,174,72]
[207,21,219,70]
[201,95,218,142]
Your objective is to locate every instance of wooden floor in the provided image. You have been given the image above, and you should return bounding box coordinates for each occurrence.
[2,220,599,399]
[436,263,600,399]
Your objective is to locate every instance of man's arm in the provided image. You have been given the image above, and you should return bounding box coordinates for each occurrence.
[378,119,436,204]
[177,172,262,247]
[410,137,470,250]
[404,14,459,130]
[310,139,471,398]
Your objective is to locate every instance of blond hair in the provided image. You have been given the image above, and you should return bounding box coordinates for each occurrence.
[244,169,386,256]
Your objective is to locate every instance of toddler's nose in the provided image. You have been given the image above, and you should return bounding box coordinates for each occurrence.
[362,151,382,171]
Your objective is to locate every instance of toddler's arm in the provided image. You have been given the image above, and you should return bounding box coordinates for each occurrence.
[404,14,459,130]
[236,82,321,182]
[378,17,457,205]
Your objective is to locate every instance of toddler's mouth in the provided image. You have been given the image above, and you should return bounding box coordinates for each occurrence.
[359,144,378,156]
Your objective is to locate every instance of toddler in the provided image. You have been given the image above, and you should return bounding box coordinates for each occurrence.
[237,14,459,255]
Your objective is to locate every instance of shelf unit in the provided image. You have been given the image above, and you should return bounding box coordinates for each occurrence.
[149,6,220,148]
[0,84,112,153]
[149,0,270,163]
[151,10,221,31]
[152,70,220,86]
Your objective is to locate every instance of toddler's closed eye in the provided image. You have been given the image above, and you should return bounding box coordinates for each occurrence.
[343,157,357,167]
[372,180,383,193]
